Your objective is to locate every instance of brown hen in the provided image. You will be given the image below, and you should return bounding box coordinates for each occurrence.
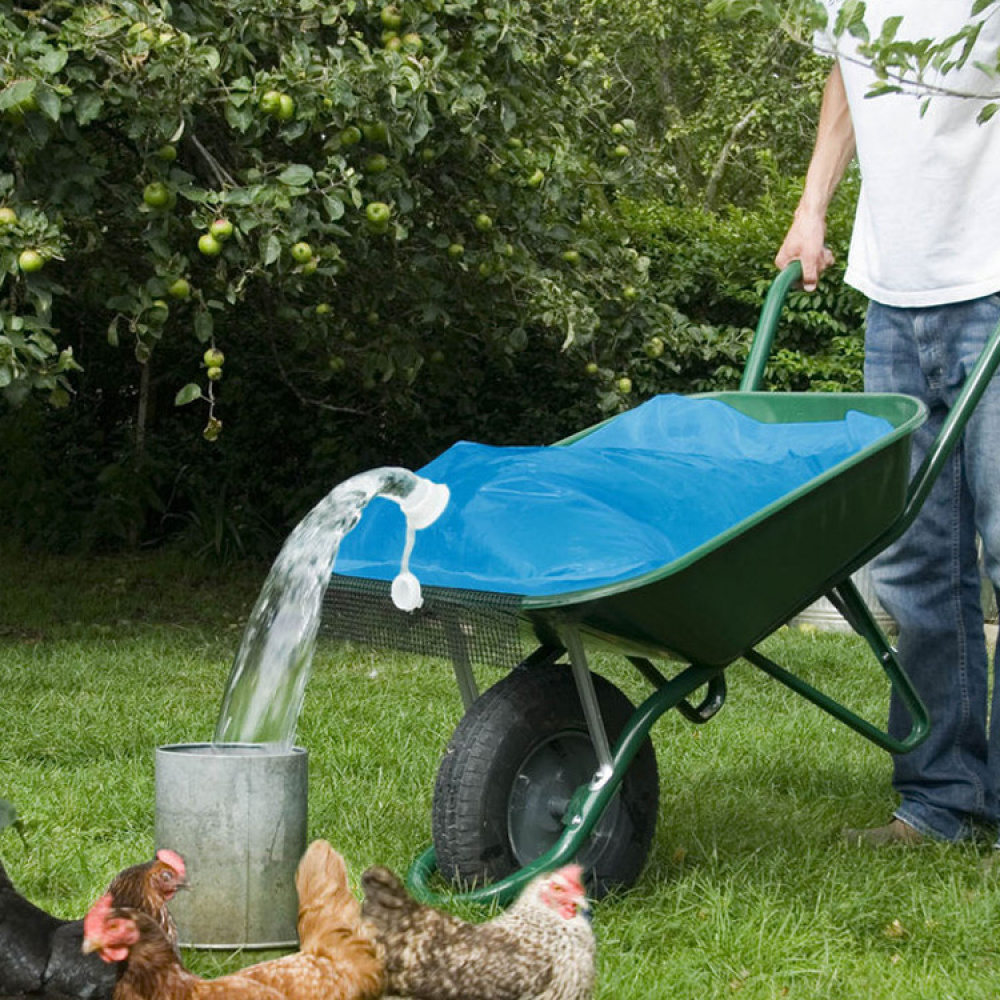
[361,864,595,1000]
[82,840,383,1000]
[106,849,186,951]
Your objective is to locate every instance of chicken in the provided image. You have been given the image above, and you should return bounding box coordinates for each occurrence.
[360,863,595,1000]
[81,840,384,1000]
[0,850,186,1000]
[105,850,186,952]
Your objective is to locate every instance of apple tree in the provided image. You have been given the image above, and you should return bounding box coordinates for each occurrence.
[0,0,660,438]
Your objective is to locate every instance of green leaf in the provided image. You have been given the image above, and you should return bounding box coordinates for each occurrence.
[322,194,345,221]
[977,101,999,124]
[35,88,62,122]
[175,383,203,406]
[262,233,282,265]
[38,49,69,75]
[0,80,37,113]
[194,310,214,342]
[972,0,994,14]
[278,164,314,186]
[878,15,902,43]
[225,102,254,132]
[75,92,103,125]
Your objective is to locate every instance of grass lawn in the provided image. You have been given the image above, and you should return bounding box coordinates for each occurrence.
[2,546,999,999]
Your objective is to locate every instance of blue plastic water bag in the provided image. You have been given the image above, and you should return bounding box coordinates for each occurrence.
[333,395,894,597]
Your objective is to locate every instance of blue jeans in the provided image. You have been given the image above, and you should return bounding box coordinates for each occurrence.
[864,295,1000,842]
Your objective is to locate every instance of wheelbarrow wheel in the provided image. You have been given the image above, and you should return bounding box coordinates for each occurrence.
[432,662,659,898]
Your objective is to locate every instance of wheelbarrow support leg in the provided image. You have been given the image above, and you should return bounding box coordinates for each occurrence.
[746,577,930,754]
[561,627,614,784]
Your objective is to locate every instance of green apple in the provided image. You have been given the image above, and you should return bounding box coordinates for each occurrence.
[290,241,313,264]
[365,201,392,226]
[167,278,191,300]
[17,249,44,273]
[198,233,222,256]
[143,182,170,209]
[259,90,282,115]
[380,6,403,29]
[209,218,234,241]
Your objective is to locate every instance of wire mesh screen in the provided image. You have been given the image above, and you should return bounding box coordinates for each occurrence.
[320,575,526,668]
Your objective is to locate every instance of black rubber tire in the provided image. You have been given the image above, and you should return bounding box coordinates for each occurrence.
[432,662,659,897]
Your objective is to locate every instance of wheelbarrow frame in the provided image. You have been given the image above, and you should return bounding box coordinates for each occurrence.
[406,262,1000,905]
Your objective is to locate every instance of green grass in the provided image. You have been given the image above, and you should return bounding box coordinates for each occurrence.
[2,547,999,999]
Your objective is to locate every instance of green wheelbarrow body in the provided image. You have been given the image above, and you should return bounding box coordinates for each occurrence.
[524,389,925,668]
[323,262,1000,907]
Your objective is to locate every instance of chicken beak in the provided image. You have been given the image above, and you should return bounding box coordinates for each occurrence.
[81,935,100,955]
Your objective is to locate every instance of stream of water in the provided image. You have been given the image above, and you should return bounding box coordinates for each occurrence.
[213,467,448,749]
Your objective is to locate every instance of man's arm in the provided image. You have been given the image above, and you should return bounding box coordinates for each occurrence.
[775,62,857,291]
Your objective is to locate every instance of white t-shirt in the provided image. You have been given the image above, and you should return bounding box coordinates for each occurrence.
[819,1,1000,306]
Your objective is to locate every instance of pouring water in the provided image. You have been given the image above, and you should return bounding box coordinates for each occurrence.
[213,467,448,748]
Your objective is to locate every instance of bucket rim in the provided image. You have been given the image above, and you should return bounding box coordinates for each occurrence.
[156,741,307,757]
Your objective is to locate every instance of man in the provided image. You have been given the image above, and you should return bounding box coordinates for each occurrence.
[776,1,1000,845]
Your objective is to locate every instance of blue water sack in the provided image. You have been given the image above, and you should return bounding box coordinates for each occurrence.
[333,395,894,597]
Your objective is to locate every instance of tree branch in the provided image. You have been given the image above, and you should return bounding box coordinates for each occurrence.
[703,106,758,212]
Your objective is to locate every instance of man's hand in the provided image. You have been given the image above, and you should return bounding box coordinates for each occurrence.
[775,210,835,292]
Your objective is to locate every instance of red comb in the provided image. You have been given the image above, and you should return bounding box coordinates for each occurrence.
[555,864,585,892]
[83,893,113,940]
[156,849,186,878]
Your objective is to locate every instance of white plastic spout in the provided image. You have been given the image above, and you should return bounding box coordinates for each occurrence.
[391,571,424,612]
[397,477,450,530]
[387,475,450,612]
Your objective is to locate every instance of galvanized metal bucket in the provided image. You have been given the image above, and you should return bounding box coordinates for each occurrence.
[154,743,308,949]
[792,549,997,634]
[790,565,896,634]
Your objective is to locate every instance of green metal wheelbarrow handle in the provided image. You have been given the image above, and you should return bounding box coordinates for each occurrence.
[740,260,803,392]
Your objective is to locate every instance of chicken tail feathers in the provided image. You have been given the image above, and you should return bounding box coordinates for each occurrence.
[294,840,359,951]
[359,865,413,920]
[292,841,385,998]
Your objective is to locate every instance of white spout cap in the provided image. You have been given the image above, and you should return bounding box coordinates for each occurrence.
[391,571,423,612]
[400,478,450,531]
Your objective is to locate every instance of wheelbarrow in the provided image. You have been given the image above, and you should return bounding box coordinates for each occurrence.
[321,262,1000,904]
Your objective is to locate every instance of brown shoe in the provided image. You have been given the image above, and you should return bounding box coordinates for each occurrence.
[842,817,925,847]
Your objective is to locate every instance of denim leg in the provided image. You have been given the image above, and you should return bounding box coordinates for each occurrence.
[863,296,1000,841]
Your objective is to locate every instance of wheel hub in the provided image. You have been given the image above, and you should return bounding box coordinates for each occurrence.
[506,729,621,868]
